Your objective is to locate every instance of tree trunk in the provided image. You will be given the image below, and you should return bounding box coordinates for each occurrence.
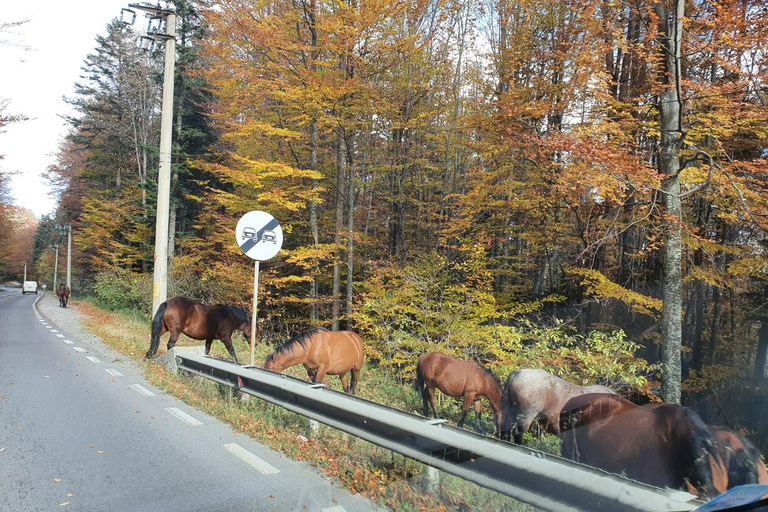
[655,0,685,405]
[754,319,768,386]
[332,128,346,330]
[309,120,319,322]
[346,138,354,324]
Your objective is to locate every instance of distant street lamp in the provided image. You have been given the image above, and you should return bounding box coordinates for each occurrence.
[125,3,177,317]
[23,261,26,283]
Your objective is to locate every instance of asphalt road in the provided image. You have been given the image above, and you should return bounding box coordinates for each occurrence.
[0,289,384,512]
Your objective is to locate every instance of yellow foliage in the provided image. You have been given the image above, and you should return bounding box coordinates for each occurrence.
[568,267,662,316]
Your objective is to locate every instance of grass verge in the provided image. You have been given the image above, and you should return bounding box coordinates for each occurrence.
[77,300,542,511]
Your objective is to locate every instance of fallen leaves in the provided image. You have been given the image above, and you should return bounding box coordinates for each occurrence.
[59,502,70,507]
[53,478,61,483]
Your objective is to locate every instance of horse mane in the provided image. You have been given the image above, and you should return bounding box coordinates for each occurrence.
[683,407,722,496]
[218,304,251,325]
[480,365,501,388]
[273,327,328,357]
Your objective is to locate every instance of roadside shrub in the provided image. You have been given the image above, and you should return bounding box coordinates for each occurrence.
[93,268,152,312]
[351,253,654,392]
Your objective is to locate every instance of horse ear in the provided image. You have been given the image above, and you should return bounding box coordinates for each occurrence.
[684,478,698,496]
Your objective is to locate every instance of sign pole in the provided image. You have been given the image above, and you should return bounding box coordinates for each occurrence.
[250,260,260,366]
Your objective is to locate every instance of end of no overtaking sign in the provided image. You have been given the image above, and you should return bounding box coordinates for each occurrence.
[235,211,283,261]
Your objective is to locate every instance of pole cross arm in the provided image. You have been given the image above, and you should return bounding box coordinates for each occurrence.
[128,3,175,16]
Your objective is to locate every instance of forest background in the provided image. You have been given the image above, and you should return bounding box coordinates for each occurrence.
[2,0,768,452]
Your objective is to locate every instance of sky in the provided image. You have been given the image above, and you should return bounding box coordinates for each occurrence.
[0,1,133,218]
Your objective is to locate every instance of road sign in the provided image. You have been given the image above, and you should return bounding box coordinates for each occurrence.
[235,211,283,261]
[235,211,283,366]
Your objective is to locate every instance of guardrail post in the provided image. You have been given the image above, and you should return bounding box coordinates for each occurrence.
[424,418,447,490]
[306,383,325,436]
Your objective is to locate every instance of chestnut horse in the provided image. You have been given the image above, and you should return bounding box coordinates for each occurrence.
[559,393,727,499]
[415,352,503,436]
[56,284,71,308]
[709,426,768,489]
[263,328,364,395]
[501,368,614,444]
[145,296,251,362]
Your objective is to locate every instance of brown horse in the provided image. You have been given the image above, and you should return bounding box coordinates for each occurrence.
[56,284,71,308]
[415,352,503,436]
[501,368,614,444]
[263,328,364,395]
[559,393,727,499]
[145,296,251,362]
[709,426,768,489]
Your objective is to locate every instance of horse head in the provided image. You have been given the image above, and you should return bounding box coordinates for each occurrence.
[263,352,283,372]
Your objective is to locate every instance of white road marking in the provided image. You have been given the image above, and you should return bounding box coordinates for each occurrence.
[165,407,203,426]
[105,369,123,377]
[322,506,347,512]
[50,329,58,332]
[222,444,280,474]
[129,384,156,397]
[56,334,65,338]
[63,340,74,345]
[86,356,101,363]
[73,347,87,353]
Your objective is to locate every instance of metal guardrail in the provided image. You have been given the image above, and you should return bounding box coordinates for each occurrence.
[173,352,699,512]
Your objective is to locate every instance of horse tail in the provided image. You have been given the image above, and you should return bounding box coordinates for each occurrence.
[146,301,168,358]
[685,408,725,497]
[499,372,518,441]
[414,357,425,394]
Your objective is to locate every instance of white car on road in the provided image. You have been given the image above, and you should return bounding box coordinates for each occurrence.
[22,280,38,294]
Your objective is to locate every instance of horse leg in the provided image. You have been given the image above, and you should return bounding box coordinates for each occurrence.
[423,385,439,418]
[167,331,181,351]
[458,393,475,429]
[349,367,360,396]
[204,339,213,355]
[513,416,533,445]
[313,366,328,384]
[339,372,350,394]
[474,399,484,433]
[221,337,238,363]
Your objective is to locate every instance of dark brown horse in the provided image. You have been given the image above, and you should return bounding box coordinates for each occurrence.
[263,328,364,395]
[415,352,503,436]
[559,393,727,499]
[145,296,251,362]
[709,426,768,489]
[501,368,614,444]
[56,284,71,308]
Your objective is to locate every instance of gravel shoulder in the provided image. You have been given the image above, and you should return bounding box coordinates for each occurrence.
[35,291,143,372]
